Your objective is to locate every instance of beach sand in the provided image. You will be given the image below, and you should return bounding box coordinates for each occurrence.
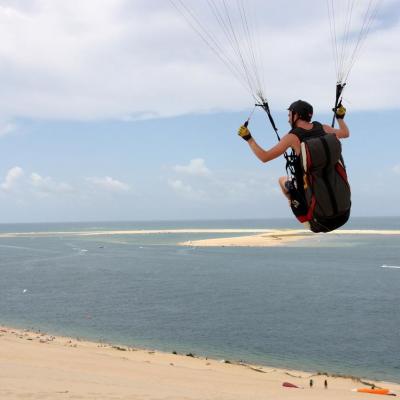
[1,326,398,399]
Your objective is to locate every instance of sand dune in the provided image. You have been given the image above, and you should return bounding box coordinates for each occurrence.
[1,326,398,400]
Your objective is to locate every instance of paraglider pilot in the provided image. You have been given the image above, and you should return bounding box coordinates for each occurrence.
[237,100,349,202]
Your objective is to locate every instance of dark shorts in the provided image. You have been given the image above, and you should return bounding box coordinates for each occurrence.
[285,179,309,217]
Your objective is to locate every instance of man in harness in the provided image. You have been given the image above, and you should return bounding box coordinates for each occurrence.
[238,100,350,232]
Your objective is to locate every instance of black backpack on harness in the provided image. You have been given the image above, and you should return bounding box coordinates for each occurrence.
[286,122,351,233]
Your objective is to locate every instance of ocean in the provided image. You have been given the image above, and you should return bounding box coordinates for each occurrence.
[0,217,399,382]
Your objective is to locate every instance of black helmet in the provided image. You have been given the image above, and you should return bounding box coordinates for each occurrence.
[288,100,313,122]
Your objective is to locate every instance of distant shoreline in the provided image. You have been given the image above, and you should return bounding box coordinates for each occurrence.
[1,228,400,239]
[1,228,400,249]
[1,324,399,399]
[0,228,271,237]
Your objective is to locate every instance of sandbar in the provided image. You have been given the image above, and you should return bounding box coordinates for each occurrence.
[181,229,312,247]
[180,229,400,247]
[1,325,398,399]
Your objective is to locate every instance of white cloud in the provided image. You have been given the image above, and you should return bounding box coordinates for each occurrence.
[167,178,206,200]
[173,158,211,177]
[0,0,398,122]
[87,176,130,192]
[1,166,24,191]
[393,165,400,175]
[167,166,279,204]
[206,171,280,202]
[2,168,130,199]
[30,172,74,196]
[0,121,16,137]
[1,168,76,199]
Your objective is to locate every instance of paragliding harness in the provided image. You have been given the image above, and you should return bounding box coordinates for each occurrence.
[286,123,351,232]
[257,93,351,233]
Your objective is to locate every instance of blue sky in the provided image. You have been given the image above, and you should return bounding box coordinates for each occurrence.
[0,0,399,223]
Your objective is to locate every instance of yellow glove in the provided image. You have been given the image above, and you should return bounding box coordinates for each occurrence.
[334,102,346,119]
[238,124,252,141]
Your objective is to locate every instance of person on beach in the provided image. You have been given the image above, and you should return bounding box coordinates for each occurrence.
[237,100,349,202]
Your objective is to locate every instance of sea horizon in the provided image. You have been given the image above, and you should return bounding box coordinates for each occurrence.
[1,215,399,231]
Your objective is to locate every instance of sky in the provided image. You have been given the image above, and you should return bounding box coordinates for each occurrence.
[0,0,399,223]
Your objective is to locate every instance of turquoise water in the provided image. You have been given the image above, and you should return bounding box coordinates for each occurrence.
[0,217,399,382]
